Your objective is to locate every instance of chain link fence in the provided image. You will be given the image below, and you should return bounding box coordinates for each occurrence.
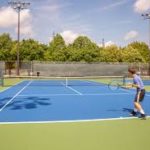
[2,61,150,77]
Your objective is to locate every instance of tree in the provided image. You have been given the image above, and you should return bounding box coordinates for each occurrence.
[45,34,66,61]
[20,39,47,61]
[99,45,123,62]
[0,33,15,75]
[69,36,100,62]
[0,33,150,64]
[128,42,150,62]
[0,33,14,60]
[122,46,145,62]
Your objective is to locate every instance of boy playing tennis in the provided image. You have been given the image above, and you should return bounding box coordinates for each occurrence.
[128,68,146,119]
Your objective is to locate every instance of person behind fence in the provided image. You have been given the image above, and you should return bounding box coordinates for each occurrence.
[128,68,146,119]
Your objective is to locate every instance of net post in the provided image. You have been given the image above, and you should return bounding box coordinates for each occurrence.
[1,77,4,87]
[123,75,127,85]
[65,77,68,87]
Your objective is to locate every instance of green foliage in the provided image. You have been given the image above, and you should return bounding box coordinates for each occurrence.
[122,46,145,62]
[45,34,66,61]
[68,36,100,62]
[49,34,66,51]
[0,33,149,63]
[20,39,47,61]
[100,45,123,62]
[0,33,14,60]
[128,41,150,62]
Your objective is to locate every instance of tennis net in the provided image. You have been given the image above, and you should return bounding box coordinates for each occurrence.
[3,76,126,87]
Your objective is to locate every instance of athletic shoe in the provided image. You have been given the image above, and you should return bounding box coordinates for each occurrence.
[140,114,146,120]
[130,110,137,116]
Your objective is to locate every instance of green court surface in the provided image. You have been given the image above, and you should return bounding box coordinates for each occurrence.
[0,118,150,150]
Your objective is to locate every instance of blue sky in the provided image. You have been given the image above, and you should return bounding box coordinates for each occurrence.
[0,0,150,46]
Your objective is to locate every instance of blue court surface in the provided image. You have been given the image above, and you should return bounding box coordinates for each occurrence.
[0,80,150,123]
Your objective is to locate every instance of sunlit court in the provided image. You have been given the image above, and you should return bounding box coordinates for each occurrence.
[0,78,150,123]
[1,0,150,150]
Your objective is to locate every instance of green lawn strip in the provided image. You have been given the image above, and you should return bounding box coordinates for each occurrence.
[0,118,150,150]
[0,78,23,91]
[90,79,111,84]
[145,86,150,91]
[91,79,150,92]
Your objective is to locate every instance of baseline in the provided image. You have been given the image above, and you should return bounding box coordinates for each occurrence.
[0,116,149,125]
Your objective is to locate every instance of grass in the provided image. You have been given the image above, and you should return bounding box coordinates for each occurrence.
[0,78,23,91]
[145,86,150,91]
[0,78,150,150]
[0,118,150,150]
[92,78,150,92]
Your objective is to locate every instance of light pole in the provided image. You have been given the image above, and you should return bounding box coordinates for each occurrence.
[8,1,30,76]
[142,12,150,76]
[102,38,105,48]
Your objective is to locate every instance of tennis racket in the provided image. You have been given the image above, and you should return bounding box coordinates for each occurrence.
[108,80,128,91]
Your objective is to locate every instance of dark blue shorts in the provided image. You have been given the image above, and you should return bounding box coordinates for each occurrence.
[134,89,145,102]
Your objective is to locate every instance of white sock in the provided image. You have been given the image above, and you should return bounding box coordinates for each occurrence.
[140,109,145,114]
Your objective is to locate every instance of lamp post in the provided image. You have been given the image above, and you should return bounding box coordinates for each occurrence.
[142,12,150,76]
[8,1,30,76]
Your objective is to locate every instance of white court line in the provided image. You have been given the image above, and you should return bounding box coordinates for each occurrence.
[0,116,149,125]
[18,92,134,97]
[66,85,83,95]
[0,81,32,112]
[61,81,83,95]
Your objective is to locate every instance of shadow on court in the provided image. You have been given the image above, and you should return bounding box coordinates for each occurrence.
[0,97,51,110]
[123,108,133,113]
[107,109,123,112]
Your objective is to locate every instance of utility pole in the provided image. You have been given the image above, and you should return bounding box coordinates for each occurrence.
[102,38,105,48]
[8,1,30,76]
[142,12,150,76]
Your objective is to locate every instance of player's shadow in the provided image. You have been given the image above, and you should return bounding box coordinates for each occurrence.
[122,108,133,113]
[0,97,51,110]
[107,108,133,113]
[107,109,122,112]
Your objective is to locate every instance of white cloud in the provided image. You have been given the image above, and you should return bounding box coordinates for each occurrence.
[105,41,115,47]
[19,25,33,36]
[0,7,17,27]
[20,9,32,24]
[99,41,115,47]
[124,31,138,41]
[60,30,79,45]
[0,7,33,36]
[134,0,150,13]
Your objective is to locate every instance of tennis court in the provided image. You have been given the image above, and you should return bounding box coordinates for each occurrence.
[0,78,150,123]
[1,0,150,149]
[0,77,150,150]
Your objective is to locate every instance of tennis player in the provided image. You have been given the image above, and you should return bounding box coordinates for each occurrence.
[128,68,146,119]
